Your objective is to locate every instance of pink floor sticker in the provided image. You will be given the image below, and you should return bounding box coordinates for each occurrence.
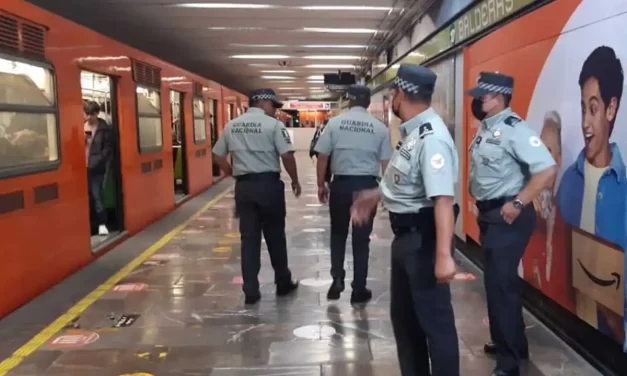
[48,331,99,348]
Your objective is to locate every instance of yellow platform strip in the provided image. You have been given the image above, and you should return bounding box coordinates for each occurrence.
[0,186,233,375]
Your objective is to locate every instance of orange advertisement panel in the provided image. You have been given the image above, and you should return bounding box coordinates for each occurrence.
[462,0,627,351]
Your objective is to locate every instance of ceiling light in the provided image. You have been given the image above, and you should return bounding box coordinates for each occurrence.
[303,27,377,33]
[301,44,367,48]
[307,80,324,83]
[176,3,275,9]
[261,75,294,79]
[231,43,286,48]
[305,64,355,69]
[261,70,296,73]
[279,87,305,89]
[232,54,290,59]
[300,6,392,11]
[208,26,265,31]
[303,55,360,60]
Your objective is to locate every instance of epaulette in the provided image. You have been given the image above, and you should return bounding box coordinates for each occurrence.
[503,116,522,126]
[418,122,434,139]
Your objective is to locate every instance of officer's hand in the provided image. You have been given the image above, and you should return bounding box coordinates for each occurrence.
[350,189,380,226]
[317,185,328,203]
[500,202,521,224]
[435,254,457,283]
[291,181,302,198]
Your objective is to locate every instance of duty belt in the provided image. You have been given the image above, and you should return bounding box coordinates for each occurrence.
[389,204,460,236]
[333,174,378,181]
[235,172,280,182]
[475,196,515,213]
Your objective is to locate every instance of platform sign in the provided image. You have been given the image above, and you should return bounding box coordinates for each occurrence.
[283,101,332,111]
[48,331,99,348]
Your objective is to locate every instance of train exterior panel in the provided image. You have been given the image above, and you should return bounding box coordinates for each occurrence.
[0,0,242,318]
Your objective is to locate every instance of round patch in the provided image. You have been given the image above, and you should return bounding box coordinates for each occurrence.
[303,228,325,233]
[430,153,445,169]
[529,136,542,147]
[493,130,501,138]
[293,325,336,340]
[300,278,333,287]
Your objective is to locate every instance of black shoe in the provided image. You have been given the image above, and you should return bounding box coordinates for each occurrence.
[484,343,529,359]
[276,280,299,296]
[244,294,261,305]
[350,288,372,304]
[327,279,345,300]
[490,367,519,376]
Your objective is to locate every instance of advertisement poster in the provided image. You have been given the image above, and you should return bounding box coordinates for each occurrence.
[463,0,627,351]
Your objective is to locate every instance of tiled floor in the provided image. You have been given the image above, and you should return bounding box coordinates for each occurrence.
[3,154,600,375]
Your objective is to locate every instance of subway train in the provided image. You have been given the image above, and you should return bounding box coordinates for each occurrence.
[0,2,247,318]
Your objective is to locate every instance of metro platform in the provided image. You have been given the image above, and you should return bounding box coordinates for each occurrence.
[0,154,600,376]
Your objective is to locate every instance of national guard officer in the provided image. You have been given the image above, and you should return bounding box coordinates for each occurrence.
[351,64,464,376]
[212,88,301,305]
[467,72,557,376]
[309,118,332,184]
[313,85,392,304]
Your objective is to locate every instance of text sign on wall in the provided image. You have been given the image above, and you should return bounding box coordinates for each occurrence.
[283,101,332,111]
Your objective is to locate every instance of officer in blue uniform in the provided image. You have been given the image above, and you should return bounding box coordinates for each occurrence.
[212,89,300,305]
[314,85,392,303]
[467,72,557,376]
[351,64,461,376]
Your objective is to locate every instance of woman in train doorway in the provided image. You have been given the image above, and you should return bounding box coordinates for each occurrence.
[84,101,114,236]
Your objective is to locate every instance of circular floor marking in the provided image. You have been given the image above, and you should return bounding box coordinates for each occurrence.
[306,203,323,207]
[303,228,325,233]
[213,246,232,253]
[293,325,336,340]
[48,331,99,348]
[300,278,333,287]
[224,232,240,238]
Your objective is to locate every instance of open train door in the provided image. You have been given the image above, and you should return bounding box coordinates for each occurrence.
[170,90,188,202]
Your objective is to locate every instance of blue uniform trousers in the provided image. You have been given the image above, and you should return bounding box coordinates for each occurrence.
[234,172,292,296]
[389,206,460,376]
[328,175,378,291]
[477,201,535,371]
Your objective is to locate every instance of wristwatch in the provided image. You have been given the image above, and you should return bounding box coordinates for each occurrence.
[512,198,524,210]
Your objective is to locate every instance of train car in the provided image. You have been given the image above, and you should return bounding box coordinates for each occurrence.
[0,0,242,318]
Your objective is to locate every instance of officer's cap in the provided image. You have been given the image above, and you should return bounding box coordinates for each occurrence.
[250,88,283,109]
[346,85,371,102]
[385,63,437,96]
[466,72,514,97]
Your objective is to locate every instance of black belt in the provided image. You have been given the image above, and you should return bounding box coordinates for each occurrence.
[388,208,435,236]
[333,174,378,181]
[475,196,515,213]
[235,172,280,182]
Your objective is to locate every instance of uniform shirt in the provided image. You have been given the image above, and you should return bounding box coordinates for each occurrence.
[380,107,458,213]
[313,106,392,176]
[469,108,555,201]
[212,107,293,176]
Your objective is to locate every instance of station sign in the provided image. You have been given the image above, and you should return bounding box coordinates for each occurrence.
[283,101,332,111]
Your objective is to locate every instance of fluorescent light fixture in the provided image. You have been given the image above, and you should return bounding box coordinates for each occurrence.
[231,43,286,48]
[305,64,355,69]
[300,6,391,11]
[303,27,378,34]
[208,26,265,31]
[278,87,304,89]
[301,44,367,48]
[303,55,360,60]
[176,3,275,9]
[261,70,296,73]
[307,80,324,83]
[261,75,294,79]
[308,75,324,80]
[231,54,290,59]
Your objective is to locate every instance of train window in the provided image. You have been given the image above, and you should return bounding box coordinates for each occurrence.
[0,56,59,177]
[136,85,163,153]
[192,97,207,144]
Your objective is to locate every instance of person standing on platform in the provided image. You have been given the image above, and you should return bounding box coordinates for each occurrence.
[309,117,332,184]
[351,64,462,375]
[212,88,301,305]
[314,85,392,304]
[467,72,557,376]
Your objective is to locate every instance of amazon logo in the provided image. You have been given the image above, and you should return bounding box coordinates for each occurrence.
[577,259,621,290]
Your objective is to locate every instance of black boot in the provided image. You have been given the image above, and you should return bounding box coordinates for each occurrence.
[276,280,299,296]
[484,343,529,359]
[244,293,261,305]
[327,279,345,300]
[350,288,372,304]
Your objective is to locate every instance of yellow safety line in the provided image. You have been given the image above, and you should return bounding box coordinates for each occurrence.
[0,186,233,375]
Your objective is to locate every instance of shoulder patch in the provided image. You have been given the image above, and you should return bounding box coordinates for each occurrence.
[281,128,292,144]
[419,122,434,138]
[503,116,522,126]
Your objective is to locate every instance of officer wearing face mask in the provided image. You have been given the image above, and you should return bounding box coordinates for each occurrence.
[351,64,464,376]
[467,72,557,376]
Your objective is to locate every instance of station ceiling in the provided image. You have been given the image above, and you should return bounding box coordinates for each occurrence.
[26,0,425,99]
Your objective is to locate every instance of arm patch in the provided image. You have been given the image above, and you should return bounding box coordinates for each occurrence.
[281,128,292,144]
[504,116,521,126]
[419,122,434,139]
